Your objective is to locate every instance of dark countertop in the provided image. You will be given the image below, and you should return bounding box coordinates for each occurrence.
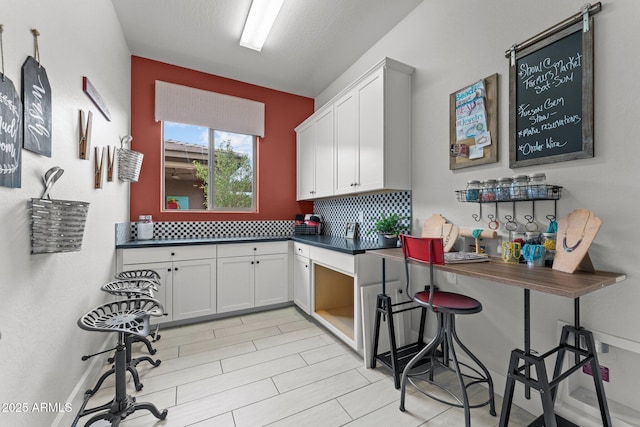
[291,234,398,254]
[116,234,397,255]
[116,236,290,249]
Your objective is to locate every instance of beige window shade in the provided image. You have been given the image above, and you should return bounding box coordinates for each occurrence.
[155,80,265,137]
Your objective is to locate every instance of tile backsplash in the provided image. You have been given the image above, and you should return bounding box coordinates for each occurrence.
[114,191,411,244]
[314,191,412,240]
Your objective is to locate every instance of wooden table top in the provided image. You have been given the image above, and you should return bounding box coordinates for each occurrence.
[368,248,626,299]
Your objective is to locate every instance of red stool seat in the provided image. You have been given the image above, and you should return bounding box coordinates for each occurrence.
[414,291,482,314]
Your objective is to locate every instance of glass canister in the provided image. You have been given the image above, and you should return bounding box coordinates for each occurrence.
[510,175,529,200]
[137,215,154,240]
[465,180,481,202]
[527,172,547,199]
[496,177,512,201]
[480,179,497,202]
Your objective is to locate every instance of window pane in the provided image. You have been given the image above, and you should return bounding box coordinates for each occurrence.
[163,122,255,211]
[212,131,255,210]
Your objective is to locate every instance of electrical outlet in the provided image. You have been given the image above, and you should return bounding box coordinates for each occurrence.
[445,272,457,284]
[583,364,609,382]
[358,211,364,223]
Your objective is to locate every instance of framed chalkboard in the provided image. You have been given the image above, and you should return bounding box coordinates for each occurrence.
[509,16,595,168]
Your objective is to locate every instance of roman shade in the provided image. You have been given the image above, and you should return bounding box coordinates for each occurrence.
[154,80,265,137]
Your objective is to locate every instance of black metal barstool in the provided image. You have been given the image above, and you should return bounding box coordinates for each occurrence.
[398,235,496,427]
[115,269,164,343]
[75,298,168,426]
[87,279,162,394]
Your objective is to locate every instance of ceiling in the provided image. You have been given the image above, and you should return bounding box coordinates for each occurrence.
[111,0,423,98]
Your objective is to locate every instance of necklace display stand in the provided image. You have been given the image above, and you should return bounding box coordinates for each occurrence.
[553,208,601,273]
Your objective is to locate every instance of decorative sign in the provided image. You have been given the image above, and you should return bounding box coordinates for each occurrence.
[82,76,111,121]
[0,75,22,188]
[22,56,52,157]
[509,19,594,168]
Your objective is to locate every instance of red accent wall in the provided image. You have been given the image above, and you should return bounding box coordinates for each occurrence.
[130,56,314,222]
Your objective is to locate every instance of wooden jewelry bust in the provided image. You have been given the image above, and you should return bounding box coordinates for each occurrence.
[553,208,602,273]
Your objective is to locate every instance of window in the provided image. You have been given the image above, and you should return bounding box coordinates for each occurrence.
[163,121,256,211]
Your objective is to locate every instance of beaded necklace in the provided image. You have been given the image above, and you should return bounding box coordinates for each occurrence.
[562,212,591,253]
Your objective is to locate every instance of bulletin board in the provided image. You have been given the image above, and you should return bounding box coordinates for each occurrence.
[449,73,499,170]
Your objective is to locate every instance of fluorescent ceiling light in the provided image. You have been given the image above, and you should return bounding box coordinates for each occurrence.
[240,0,284,51]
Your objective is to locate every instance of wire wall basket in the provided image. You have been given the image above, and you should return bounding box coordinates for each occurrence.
[29,166,90,254]
[29,198,89,254]
[117,148,144,182]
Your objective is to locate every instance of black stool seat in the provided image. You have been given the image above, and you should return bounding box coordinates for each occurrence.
[75,298,167,426]
[78,298,162,335]
[115,269,161,283]
[101,279,157,298]
[414,291,482,314]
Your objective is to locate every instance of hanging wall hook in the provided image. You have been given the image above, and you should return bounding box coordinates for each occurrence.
[107,146,115,182]
[94,146,104,189]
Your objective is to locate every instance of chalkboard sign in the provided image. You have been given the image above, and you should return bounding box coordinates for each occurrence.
[509,20,594,168]
[22,56,52,157]
[0,74,22,188]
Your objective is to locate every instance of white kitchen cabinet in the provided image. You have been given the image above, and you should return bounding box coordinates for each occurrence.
[116,245,217,324]
[217,242,289,313]
[293,253,311,314]
[296,57,414,199]
[296,105,334,200]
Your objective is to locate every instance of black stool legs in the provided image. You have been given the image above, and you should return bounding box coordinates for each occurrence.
[499,325,612,427]
[77,333,167,426]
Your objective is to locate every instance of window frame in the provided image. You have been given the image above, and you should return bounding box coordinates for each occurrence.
[161,122,257,213]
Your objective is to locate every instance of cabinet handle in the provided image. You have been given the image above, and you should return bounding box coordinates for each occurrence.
[305,264,308,268]
[174,267,178,271]
[256,261,260,264]
[167,268,171,272]
[251,261,254,265]
[171,252,175,256]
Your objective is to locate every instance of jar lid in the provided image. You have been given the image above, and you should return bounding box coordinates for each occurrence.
[528,172,546,178]
[139,215,152,221]
[512,175,528,181]
[498,177,512,182]
[467,179,481,184]
[485,179,497,183]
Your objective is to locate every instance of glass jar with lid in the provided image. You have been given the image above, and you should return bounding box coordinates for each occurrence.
[480,179,497,202]
[137,215,154,240]
[510,175,529,200]
[465,179,481,202]
[527,172,547,199]
[495,177,512,201]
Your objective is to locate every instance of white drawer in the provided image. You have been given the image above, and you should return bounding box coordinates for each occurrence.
[217,241,288,258]
[293,242,310,258]
[120,245,216,264]
[309,246,355,275]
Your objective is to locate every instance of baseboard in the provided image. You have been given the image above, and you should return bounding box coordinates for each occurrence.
[51,336,111,427]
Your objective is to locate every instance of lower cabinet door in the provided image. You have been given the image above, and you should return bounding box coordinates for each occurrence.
[255,254,289,307]
[217,256,255,313]
[293,255,311,314]
[172,258,217,321]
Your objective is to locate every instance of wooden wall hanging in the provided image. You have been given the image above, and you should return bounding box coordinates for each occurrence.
[0,24,23,188]
[449,73,499,170]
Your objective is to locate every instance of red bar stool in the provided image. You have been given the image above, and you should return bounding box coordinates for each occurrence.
[398,235,496,426]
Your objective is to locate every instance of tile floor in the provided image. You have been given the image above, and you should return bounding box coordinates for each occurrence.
[83,306,536,426]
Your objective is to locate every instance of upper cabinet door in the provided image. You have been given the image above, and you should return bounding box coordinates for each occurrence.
[355,68,385,193]
[296,121,315,200]
[313,106,335,198]
[334,90,358,195]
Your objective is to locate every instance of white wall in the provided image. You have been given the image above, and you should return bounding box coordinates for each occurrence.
[0,1,131,426]
[317,0,640,417]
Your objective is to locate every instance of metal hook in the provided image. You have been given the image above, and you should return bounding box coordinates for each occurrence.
[487,214,499,230]
[504,215,518,232]
[546,214,556,221]
[472,213,480,222]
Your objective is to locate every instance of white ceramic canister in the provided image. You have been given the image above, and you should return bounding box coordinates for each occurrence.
[137,215,154,240]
